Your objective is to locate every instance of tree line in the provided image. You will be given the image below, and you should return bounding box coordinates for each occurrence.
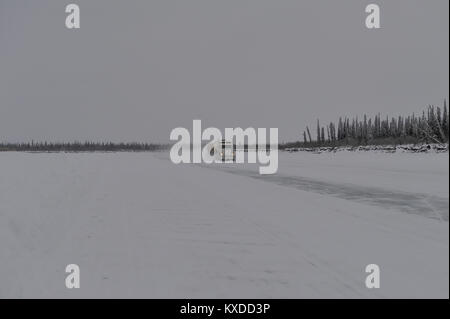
[286,101,449,148]
[1,101,448,152]
[0,141,169,152]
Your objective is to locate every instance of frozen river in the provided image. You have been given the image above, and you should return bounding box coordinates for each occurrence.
[0,151,448,298]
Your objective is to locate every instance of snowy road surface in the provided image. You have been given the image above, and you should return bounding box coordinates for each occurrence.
[0,151,448,298]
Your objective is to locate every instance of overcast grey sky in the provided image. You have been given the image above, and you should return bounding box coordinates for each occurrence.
[0,0,448,143]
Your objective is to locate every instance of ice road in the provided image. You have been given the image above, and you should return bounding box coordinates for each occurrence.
[0,151,448,298]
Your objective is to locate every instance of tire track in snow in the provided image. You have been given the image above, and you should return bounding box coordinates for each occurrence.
[152,152,448,221]
[205,165,449,222]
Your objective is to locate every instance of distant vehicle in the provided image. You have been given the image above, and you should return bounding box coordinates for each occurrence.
[206,139,236,162]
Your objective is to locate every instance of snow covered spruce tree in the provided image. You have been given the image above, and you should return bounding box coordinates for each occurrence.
[280,100,449,149]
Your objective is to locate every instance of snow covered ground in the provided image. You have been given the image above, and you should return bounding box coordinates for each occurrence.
[0,151,448,298]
